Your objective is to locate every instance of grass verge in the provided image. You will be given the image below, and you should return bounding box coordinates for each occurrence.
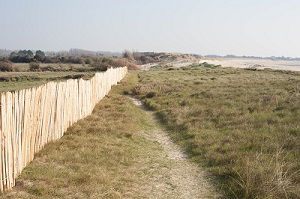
[133,67,300,198]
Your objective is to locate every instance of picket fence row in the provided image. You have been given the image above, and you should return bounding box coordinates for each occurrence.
[0,67,128,191]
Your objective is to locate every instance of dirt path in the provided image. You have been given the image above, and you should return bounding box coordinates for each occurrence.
[127,96,221,199]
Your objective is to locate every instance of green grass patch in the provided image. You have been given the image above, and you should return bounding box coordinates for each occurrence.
[0,71,95,93]
[182,62,221,70]
[134,67,300,198]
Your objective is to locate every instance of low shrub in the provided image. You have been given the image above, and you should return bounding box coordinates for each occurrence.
[29,62,41,71]
[91,60,108,71]
[0,61,14,72]
[91,57,138,71]
[109,58,138,70]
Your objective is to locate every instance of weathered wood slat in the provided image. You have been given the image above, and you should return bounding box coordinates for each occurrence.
[0,67,127,192]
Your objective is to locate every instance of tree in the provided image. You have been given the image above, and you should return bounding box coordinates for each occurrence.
[122,50,134,60]
[34,54,44,62]
[27,50,34,57]
[85,57,93,65]
[36,50,45,56]
[18,50,27,57]
[9,52,17,57]
[17,50,34,57]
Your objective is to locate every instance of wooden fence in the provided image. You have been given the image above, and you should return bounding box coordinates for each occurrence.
[0,67,128,192]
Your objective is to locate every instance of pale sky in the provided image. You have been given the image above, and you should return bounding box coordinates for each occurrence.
[1,0,300,57]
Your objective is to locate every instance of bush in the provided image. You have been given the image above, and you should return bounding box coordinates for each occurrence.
[91,57,138,71]
[109,58,138,70]
[29,62,41,71]
[122,50,134,61]
[0,61,14,71]
[91,60,108,71]
[85,57,93,65]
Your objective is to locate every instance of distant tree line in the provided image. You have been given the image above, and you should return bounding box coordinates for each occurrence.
[0,50,139,72]
[8,50,93,64]
[3,49,159,71]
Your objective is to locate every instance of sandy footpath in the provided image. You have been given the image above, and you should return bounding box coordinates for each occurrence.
[127,96,221,199]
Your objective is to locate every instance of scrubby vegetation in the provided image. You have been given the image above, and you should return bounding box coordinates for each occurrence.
[91,57,138,71]
[1,50,139,74]
[149,62,221,71]
[29,62,41,71]
[184,62,221,69]
[133,67,300,198]
[5,49,138,71]
[122,50,197,65]
[0,60,14,72]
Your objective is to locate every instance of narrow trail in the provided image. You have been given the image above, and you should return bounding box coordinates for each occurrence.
[127,96,221,199]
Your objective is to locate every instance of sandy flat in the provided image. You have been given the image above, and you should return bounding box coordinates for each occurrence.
[139,58,300,72]
[199,58,300,71]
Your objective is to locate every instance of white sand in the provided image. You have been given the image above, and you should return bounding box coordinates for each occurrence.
[199,58,300,71]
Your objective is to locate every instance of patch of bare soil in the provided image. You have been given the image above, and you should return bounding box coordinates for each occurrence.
[127,96,221,199]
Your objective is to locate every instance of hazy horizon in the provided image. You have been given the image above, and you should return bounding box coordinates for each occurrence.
[1,0,300,57]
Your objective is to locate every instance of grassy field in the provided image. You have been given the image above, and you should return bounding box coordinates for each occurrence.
[132,66,300,198]
[1,72,172,198]
[1,65,299,198]
[0,71,95,93]
[0,62,131,92]
[0,63,95,93]
[11,63,88,72]
[0,63,96,93]
[0,60,137,93]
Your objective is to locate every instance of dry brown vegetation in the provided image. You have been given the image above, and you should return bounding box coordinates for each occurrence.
[123,50,197,65]
[0,73,151,198]
[91,57,139,71]
[133,65,300,198]
[0,61,14,72]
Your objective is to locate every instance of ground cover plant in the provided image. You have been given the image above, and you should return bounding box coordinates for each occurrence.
[133,66,300,198]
